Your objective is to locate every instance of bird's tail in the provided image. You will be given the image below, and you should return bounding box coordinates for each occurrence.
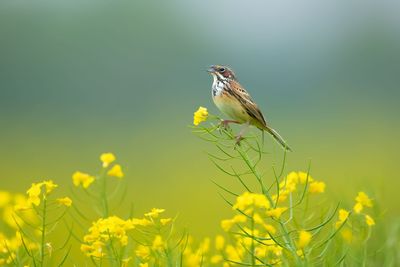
[264,126,292,152]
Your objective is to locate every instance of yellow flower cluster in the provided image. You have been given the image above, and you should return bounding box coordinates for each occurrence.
[274,171,325,203]
[182,237,212,267]
[0,231,37,265]
[26,180,57,206]
[81,216,135,258]
[334,191,375,244]
[23,180,71,209]
[193,106,208,126]
[72,171,95,189]
[353,191,373,214]
[0,191,38,230]
[73,153,125,190]
[82,208,173,263]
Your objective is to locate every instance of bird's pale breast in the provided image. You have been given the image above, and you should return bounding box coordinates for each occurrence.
[212,93,250,123]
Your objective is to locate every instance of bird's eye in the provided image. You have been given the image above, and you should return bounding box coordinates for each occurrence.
[219,67,225,72]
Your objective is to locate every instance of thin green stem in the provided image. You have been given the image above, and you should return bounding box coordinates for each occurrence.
[40,196,47,266]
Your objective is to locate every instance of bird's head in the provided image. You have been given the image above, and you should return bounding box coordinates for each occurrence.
[207,65,236,81]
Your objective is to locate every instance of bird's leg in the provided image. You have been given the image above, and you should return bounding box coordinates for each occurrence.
[220,119,241,129]
[235,121,250,145]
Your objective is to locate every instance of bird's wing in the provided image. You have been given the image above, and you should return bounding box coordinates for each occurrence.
[228,80,267,128]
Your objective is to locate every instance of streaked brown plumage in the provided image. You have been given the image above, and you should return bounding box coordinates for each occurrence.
[208,65,292,151]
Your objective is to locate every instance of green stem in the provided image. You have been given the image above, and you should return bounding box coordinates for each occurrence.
[100,170,109,217]
[40,196,47,266]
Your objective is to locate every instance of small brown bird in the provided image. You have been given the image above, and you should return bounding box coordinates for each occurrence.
[207,65,292,151]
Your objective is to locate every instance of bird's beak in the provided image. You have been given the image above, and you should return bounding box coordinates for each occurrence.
[207,66,216,73]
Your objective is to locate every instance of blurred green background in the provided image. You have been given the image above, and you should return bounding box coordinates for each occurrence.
[0,1,399,237]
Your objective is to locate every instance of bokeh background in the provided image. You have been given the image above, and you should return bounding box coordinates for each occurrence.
[1,0,399,238]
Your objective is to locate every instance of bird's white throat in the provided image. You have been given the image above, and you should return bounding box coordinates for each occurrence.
[211,74,226,97]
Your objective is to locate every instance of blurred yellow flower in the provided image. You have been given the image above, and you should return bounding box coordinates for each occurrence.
[221,219,234,232]
[72,171,95,189]
[355,192,373,207]
[152,235,164,250]
[365,214,375,226]
[43,180,58,194]
[57,197,72,207]
[353,202,363,214]
[107,164,124,178]
[266,207,287,219]
[100,152,116,168]
[341,229,353,243]
[81,216,134,258]
[211,255,223,264]
[193,106,208,126]
[335,209,349,228]
[309,181,325,193]
[160,218,172,225]
[298,171,314,184]
[27,183,42,206]
[139,263,149,267]
[338,209,349,221]
[252,213,264,224]
[232,214,247,223]
[0,191,11,207]
[135,245,150,260]
[233,192,270,213]
[263,224,277,234]
[297,230,312,249]
[145,208,165,218]
[215,235,225,250]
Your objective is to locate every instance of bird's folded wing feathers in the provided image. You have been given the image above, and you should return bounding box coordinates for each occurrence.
[229,80,268,128]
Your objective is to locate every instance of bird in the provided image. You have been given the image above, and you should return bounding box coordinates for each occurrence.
[207,64,292,151]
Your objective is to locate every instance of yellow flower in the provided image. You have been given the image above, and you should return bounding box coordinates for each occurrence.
[81,216,134,257]
[72,171,95,189]
[232,214,247,223]
[365,215,375,226]
[309,181,325,193]
[139,263,149,267]
[160,218,172,225]
[152,235,164,250]
[135,245,150,260]
[57,197,72,207]
[107,164,124,178]
[341,229,353,243]
[298,171,314,184]
[263,224,277,234]
[221,219,234,232]
[42,180,58,194]
[353,202,363,214]
[100,153,116,168]
[355,192,373,207]
[193,106,208,126]
[145,208,165,218]
[338,209,349,222]
[296,249,305,258]
[211,255,223,264]
[215,235,225,250]
[253,213,264,224]
[297,230,312,249]
[0,191,11,207]
[335,209,349,228]
[266,207,287,219]
[27,183,43,206]
[233,192,270,212]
